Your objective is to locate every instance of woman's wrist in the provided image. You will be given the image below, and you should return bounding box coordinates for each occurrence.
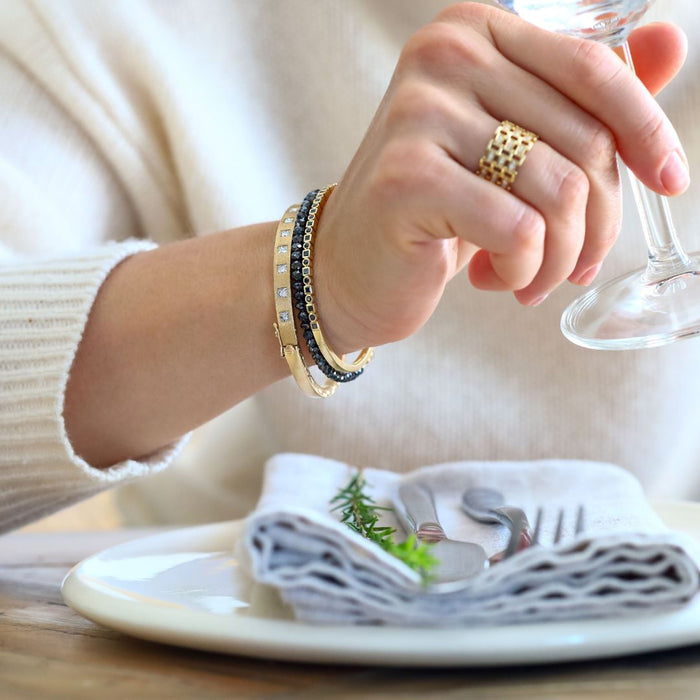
[271,186,374,397]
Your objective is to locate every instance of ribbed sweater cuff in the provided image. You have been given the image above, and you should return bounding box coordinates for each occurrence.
[0,240,189,533]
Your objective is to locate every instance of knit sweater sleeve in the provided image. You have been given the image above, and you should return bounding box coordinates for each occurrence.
[0,5,192,532]
[0,243,189,533]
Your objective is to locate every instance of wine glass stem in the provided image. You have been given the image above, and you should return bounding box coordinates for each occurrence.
[620,42,695,282]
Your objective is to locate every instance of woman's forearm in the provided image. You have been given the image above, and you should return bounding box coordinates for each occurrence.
[64,222,285,468]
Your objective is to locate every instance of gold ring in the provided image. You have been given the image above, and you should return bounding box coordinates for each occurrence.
[476,120,539,191]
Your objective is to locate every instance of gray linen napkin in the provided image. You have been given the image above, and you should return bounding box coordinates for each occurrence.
[239,453,700,626]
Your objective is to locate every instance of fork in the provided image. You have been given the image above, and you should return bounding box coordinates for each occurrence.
[530,505,586,546]
[500,505,585,561]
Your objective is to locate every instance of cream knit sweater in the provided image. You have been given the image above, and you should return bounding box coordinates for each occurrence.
[1,0,699,532]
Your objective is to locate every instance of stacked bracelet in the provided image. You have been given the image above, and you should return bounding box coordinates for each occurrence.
[272,200,337,398]
[298,185,375,380]
[273,185,374,397]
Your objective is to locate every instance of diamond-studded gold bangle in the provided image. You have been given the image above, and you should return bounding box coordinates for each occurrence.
[476,120,539,191]
[272,202,337,398]
[301,185,375,377]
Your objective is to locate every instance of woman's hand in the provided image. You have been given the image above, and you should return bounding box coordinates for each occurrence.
[315,2,688,352]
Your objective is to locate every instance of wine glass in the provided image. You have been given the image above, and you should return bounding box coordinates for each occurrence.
[497,0,700,350]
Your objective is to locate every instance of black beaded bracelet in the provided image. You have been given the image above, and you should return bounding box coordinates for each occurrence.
[291,188,365,383]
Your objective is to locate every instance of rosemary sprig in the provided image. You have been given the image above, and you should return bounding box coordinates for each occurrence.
[330,472,438,584]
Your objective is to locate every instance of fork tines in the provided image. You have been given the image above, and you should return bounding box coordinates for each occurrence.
[531,505,585,546]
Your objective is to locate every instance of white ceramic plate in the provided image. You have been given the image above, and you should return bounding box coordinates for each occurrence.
[62,501,700,667]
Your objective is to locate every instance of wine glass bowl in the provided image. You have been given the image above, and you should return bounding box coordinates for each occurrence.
[497,0,656,46]
[496,0,699,350]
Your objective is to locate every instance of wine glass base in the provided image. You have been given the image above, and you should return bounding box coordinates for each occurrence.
[561,255,700,350]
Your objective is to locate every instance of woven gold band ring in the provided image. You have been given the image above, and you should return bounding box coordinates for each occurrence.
[475,120,539,191]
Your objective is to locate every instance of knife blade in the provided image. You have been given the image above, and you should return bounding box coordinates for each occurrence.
[398,483,488,582]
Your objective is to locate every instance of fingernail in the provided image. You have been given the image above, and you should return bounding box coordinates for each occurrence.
[529,293,549,307]
[661,150,690,195]
[577,262,603,286]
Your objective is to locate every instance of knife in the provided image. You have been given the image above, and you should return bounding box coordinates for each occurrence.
[398,483,488,582]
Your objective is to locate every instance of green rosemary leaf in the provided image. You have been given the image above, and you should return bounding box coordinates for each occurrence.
[330,472,438,585]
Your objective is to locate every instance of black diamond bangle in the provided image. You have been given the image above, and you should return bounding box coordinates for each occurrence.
[291,187,367,383]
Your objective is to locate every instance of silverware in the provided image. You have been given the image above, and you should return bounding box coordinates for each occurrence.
[398,483,488,582]
[531,505,586,546]
[503,510,529,559]
[461,487,532,553]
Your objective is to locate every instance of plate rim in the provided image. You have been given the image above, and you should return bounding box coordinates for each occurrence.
[61,499,700,667]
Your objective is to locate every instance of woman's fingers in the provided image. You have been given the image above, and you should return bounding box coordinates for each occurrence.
[390,142,547,291]
[447,29,620,299]
[413,7,688,302]
[439,115,592,302]
[385,68,596,301]
[414,73,609,301]
[440,4,689,196]
[627,23,688,96]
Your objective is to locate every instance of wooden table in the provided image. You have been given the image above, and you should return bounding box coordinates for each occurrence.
[4,529,700,700]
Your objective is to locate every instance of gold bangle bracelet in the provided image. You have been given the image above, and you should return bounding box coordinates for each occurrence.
[302,185,375,375]
[272,203,337,398]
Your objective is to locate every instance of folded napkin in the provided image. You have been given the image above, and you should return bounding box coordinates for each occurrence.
[239,453,700,626]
